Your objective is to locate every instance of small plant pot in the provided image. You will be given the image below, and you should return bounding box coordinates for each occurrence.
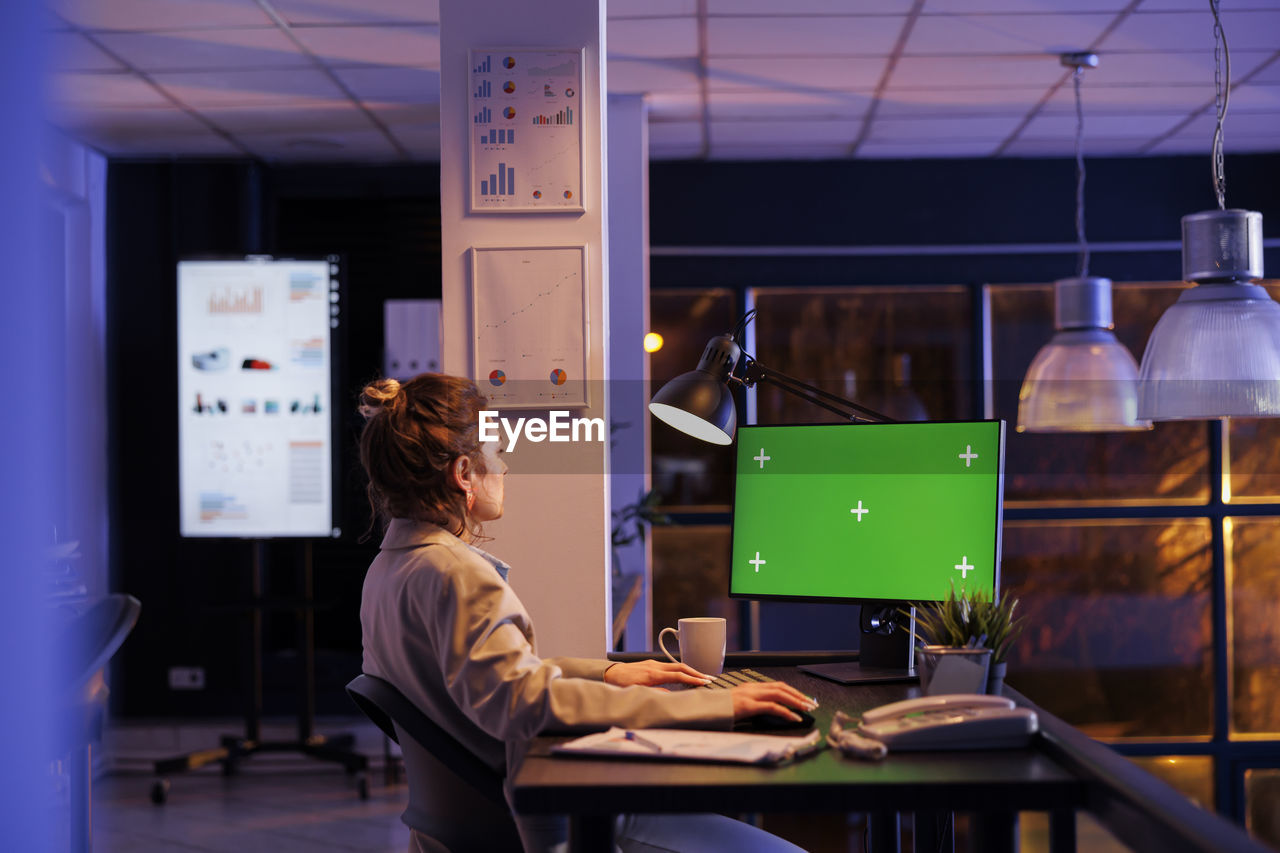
[917,645,992,695]
[987,661,1007,696]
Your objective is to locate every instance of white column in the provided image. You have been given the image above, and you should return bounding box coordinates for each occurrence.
[606,94,652,651]
[439,0,611,657]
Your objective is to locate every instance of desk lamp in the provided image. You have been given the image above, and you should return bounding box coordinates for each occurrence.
[649,311,907,662]
[1137,0,1280,420]
[648,310,894,446]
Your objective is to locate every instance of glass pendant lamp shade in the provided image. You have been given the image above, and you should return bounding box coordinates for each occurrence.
[1018,277,1152,432]
[1137,209,1280,420]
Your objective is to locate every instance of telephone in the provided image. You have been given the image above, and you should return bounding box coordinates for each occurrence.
[856,694,1038,751]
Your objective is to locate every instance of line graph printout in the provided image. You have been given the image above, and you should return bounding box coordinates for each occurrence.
[471,246,588,408]
[469,48,584,212]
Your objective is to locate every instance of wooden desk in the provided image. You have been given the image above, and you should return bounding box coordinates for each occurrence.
[511,666,1271,853]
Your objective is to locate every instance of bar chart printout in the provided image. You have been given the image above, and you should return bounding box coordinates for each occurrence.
[469,48,582,211]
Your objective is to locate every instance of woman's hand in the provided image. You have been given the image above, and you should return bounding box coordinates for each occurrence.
[730,681,818,723]
[603,660,713,688]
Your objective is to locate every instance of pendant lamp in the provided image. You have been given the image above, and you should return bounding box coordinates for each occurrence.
[1017,53,1151,433]
[1136,1,1280,420]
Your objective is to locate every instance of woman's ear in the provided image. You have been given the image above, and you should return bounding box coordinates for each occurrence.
[450,454,471,493]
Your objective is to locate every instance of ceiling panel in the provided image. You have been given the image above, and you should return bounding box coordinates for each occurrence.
[709,118,861,145]
[197,103,378,134]
[886,56,1065,90]
[922,0,1133,11]
[1074,49,1276,86]
[705,57,887,92]
[1137,0,1280,9]
[708,90,873,120]
[608,58,702,94]
[877,86,1047,116]
[332,66,440,103]
[236,127,402,160]
[904,14,1116,55]
[648,121,704,147]
[289,25,440,67]
[50,72,171,108]
[270,0,440,25]
[868,114,1025,141]
[1019,110,1187,139]
[609,0,697,17]
[1043,84,1212,113]
[94,28,309,72]
[50,0,273,30]
[53,105,242,155]
[707,15,906,56]
[1001,136,1148,155]
[49,32,127,73]
[857,139,999,158]
[1101,10,1280,52]
[645,92,703,121]
[707,0,914,12]
[710,142,854,159]
[1176,109,1280,137]
[382,120,442,158]
[608,17,699,58]
[150,68,348,107]
[1252,57,1280,83]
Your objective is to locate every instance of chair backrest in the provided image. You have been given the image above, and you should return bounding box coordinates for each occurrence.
[346,674,523,853]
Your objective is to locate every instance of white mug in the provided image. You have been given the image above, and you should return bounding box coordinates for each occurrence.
[658,617,727,676]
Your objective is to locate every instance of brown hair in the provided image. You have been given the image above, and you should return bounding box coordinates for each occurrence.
[357,373,488,538]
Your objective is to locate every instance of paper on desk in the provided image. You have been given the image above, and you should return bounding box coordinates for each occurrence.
[553,727,823,765]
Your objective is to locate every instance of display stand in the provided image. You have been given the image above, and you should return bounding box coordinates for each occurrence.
[150,541,368,803]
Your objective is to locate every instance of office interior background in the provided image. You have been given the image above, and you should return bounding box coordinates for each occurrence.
[9,0,1280,849]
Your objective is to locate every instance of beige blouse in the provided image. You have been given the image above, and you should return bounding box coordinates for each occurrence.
[360,519,733,776]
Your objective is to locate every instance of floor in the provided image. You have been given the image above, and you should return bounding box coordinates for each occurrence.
[57,717,412,853]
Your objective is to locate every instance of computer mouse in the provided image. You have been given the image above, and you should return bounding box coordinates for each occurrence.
[733,708,816,733]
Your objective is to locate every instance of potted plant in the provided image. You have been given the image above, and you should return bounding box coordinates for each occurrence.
[908,582,1025,695]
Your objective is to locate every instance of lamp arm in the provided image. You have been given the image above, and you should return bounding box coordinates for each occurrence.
[739,359,895,424]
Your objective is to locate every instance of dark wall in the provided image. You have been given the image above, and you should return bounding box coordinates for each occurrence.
[648,154,1280,287]
[108,161,441,716]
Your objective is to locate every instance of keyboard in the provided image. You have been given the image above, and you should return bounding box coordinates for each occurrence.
[702,669,817,732]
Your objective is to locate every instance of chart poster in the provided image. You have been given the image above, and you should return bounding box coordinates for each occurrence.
[468,48,584,212]
[471,246,589,408]
[177,257,341,538]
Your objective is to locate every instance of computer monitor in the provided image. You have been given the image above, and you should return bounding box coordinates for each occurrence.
[730,420,1005,683]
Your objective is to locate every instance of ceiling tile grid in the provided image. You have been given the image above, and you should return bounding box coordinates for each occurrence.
[42,0,1280,162]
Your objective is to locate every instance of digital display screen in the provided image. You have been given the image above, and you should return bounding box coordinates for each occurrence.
[730,421,1004,603]
[177,256,340,538]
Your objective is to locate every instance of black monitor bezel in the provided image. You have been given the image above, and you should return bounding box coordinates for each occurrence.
[727,418,1006,606]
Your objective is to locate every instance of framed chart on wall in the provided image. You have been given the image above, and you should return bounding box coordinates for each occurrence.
[470,246,589,409]
[468,48,584,213]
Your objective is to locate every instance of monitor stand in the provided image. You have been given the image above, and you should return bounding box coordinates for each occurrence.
[798,603,918,685]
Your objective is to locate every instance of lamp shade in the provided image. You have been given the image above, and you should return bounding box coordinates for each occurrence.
[1017,277,1152,432]
[1137,282,1280,420]
[648,334,741,444]
[1137,209,1280,420]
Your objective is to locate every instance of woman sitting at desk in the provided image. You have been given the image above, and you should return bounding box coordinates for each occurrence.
[358,373,812,853]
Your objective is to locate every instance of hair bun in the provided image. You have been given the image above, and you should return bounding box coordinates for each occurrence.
[359,377,403,421]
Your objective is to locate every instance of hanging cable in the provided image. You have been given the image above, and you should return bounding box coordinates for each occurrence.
[1072,65,1089,278]
[1210,0,1231,210]
[1060,52,1097,278]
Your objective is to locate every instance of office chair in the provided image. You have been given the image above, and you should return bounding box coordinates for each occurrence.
[54,593,142,853]
[346,674,523,853]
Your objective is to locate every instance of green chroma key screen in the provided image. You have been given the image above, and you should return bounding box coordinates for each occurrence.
[730,421,1005,603]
